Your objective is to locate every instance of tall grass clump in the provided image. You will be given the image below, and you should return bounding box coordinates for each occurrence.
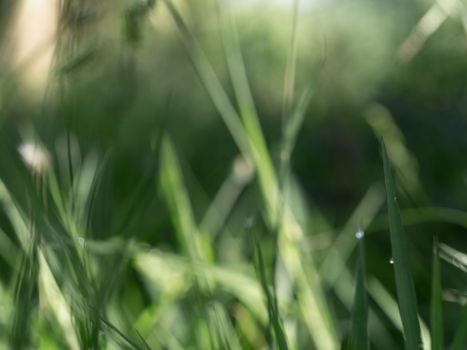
[1,0,467,349]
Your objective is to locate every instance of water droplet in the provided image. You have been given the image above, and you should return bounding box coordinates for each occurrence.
[389,257,394,264]
[355,229,364,240]
[244,216,255,229]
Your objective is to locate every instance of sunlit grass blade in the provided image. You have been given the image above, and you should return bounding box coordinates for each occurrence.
[452,304,467,350]
[381,141,422,349]
[134,249,267,325]
[438,242,467,273]
[397,3,448,62]
[350,236,368,350]
[430,236,443,350]
[135,249,262,349]
[38,249,80,350]
[216,0,279,221]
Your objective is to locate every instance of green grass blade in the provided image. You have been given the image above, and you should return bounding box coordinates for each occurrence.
[452,305,467,350]
[430,236,443,350]
[159,136,205,261]
[161,2,337,347]
[367,105,423,199]
[438,242,467,273]
[350,235,369,350]
[161,0,250,157]
[9,245,38,349]
[38,249,80,350]
[215,0,279,222]
[281,0,300,122]
[381,141,422,349]
[255,240,289,350]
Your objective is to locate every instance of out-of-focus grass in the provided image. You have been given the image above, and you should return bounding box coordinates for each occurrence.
[0,0,467,349]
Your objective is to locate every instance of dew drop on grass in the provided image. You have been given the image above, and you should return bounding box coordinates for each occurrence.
[244,216,255,229]
[355,229,364,240]
[389,257,394,264]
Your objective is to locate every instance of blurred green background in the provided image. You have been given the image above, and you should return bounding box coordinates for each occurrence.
[1,0,467,349]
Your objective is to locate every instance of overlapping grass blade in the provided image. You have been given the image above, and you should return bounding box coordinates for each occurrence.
[38,249,80,350]
[161,0,250,157]
[381,141,422,349]
[134,249,267,326]
[367,278,431,350]
[9,246,38,349]
[215,0,279,221]
[350,236,369,350]
[255,240,289,350]
[0,179,38,348]
[159,136,207,261]
[430,237,443,350]
[158,137,245,349]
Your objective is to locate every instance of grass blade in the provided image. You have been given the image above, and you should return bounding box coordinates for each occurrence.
[350,234,369,350]
[159,136,206,261]
[216,0,279,222]
[430,236,443,350]
[255,240,289,350]
[161,2,337,347]
[38,249,80,350]
[452,304,467,350]
[9,247,38,349]
[381,140,422,349]
[161,0,250,157]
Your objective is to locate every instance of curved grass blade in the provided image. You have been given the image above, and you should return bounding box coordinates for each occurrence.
[430,236,443,350]
[381,141,422,350]
[350,235,368,350]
